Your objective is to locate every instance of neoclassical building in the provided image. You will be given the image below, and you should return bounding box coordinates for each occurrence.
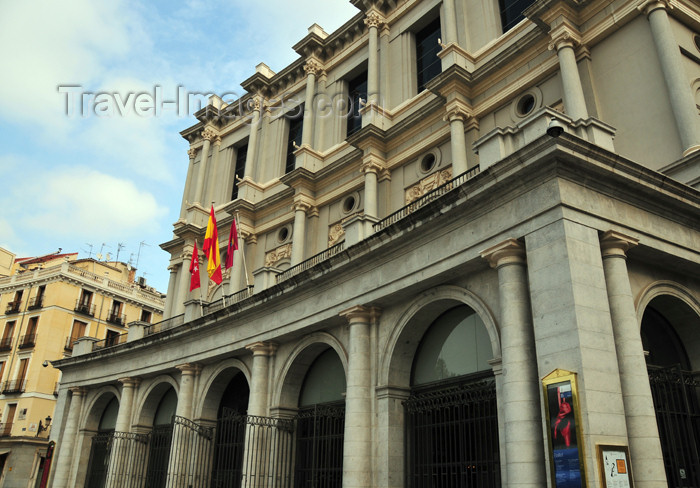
[49,0,700,486]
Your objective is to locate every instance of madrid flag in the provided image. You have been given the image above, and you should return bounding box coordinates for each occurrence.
[203,205,223,284]
[189,241,201,291]
[225,218,239,270]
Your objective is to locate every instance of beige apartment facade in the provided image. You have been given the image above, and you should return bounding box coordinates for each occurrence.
[0,251,163,487]
[50,0,699,487]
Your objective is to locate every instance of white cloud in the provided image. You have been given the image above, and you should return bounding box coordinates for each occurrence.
[23,168,168,239]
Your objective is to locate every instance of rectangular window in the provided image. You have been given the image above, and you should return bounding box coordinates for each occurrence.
[347,72,368,137]
[499,0,534,31]
[17,359,28,382]
[105,330,120,347]
[285,106,304,174]
[0,362,5,382]
[25,317,38,336]
[231,143,248,200]
[80,290,93,307]
[0,321,14,351]
[140,310,152,323]
[416,18,442,93]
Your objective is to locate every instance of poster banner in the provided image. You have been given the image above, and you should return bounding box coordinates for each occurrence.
[543,370,586,488]
[598,445,634,488]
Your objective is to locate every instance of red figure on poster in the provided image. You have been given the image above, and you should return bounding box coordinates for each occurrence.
[554,398,573,447]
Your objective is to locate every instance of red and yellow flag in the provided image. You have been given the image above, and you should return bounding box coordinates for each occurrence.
[203,205,223,284]
[189,241,201,291]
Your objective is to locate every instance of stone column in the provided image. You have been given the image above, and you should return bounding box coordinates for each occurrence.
[193,127,216,205]
[361,158,382,219]
[209,135,222,204]
[291,200,311,265]
[340,306,375,488]
[442,0,459,45]
[549,28,589,122]
[364,11,384,104]
[244,97,262,179]
[302,60,321,147]
[52,387,86,488]
[167,364,202,488]
[481,239,546,488]
[600,231,666,488]
[176,363,201,419]
[244,342,277,488]
[106,378,141,487]
[445,102,470,176]
[640,0,700,155]
[175,257,191,316]
[180,147,197,219]
[164,265,178,319]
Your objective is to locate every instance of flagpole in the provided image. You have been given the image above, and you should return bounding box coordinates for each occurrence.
[236,210,251,289]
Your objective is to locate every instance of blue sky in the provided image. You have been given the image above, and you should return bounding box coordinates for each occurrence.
[0,0,359,293]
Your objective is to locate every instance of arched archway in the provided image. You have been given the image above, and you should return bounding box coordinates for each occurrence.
[404,304,501,488]
[84,394,119,488]
[641,292,700,487]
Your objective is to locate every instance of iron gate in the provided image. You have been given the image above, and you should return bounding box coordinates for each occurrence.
[295,403,345,488]
[85,431,112,488]
[648,365,700,487]
[404,376,501,488]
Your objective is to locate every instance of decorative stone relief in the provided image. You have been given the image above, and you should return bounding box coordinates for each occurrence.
[404,168,453,205]
[187,147,197,159]
[265,244,293,267]
[328,222,345,247]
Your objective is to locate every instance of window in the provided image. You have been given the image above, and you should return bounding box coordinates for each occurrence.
[416,18,442,93]
[76,289,95,316]
[67,320,87,351]
[140,310,152,323]
[0,322,14,351]
[17,358,28,383]
[0,362,5,382]
[108,300,124,325]
[105,330,120,347]
[231,143,248,200]
[29,285,46,309]
[80,290,93,306]
[285,106,304,174]
[346,71,367,137]
[20,317,38,348]
[499,0,535,31]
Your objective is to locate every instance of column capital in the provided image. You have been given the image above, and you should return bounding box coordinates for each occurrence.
[201,126,218,142]
[303,58,324,77]
[360,156,385,174]
[443,100,473,123]
[292,195,315,213]
[364,10,385,29]
[69,386,87,396]
[187,147,197,160]
[480,238,526,268]
[600,230,639,259]
[246,341,278,356]
[548,24,582,52]
[118,377,141,388]
[637,0,673,16]
[340,305,381,324]
[176,362,202,375]
[212,135,222,146]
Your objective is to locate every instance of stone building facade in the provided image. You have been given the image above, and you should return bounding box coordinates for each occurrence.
[49,0,699,487]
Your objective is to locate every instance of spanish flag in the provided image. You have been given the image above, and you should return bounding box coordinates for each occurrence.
[203,205,223,284]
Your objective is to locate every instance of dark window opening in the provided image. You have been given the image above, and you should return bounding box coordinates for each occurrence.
[231,143,248,200]
[416,18,442,93]
[499,0,535,32]
[285,107,304,174]
[347,72,367,137]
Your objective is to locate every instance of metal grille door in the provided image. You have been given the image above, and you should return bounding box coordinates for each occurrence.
[648,365,700,487]
[295,403,345,488]
[405,376,500,488]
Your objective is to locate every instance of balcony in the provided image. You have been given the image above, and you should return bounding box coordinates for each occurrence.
[18,334,36,349]
[0,337,12,352]
[74,300,96,317]
[106,312,126,327]
[27,295,45,310]
[0,422,12,437]
[2,379,26,394]
[5,300,21,314]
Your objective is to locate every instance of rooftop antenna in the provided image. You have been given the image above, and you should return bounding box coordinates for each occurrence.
[128,253,136,268]
[83,243,94,259]
[116,242,126,262]
[136,241,150,269]
[99,243,110,257]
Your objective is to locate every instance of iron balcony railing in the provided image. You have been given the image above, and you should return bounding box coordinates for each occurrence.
[27,295,45,310]
[0,337,12,352]
[18,334,36,349]
[74,300,96,316]
[106,312,127,326]
[144,314,185,336]
[5,300,22,314]
[0,422,12,437]
[202,286,254,315]
[93,333,128,350]
[276,242,346,284]
[374,165,481,232]
[2,379,26,394]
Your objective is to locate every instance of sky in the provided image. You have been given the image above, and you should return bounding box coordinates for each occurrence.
[0,0,359,294]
